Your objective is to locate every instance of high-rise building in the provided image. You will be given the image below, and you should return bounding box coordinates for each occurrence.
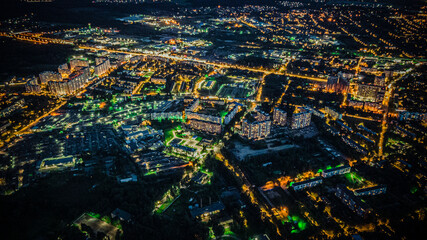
[291,107,312,129]
[184,98,239,134]
[374,74,386,87]
[355,84,380,102]
[184,98,224,124]
[375,89,385,103]
[255,107,270,121]
[69,67,90,86]
[241,114,271,140]
[95,57,105,65]
[273,107,287,126]
[58,63,71,76]
[69,59,89,71]
[223,105,240,125]
[384,70,394,79]
[39,71,62,85]
[94,57,111,76]
[348,100,364,109]
[188,119,222,135]
[48,81,68,95]
[326,76,339,90]
[327,75,349,93]
[364,102,382,112]
[48,67,90,96]
[339,71,354,80]
[25,78,41,93]
[304,106,325,119]
[186,98,200,112]
[186,112,222,124]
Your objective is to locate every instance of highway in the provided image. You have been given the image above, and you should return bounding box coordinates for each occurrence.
[215,152,284,237]
[0,78,96,148]
[0,100,67,148]
[342,113,381,122]
[377,70,412,158]
[78,45,327,82]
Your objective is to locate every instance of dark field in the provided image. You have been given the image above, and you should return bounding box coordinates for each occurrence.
[0,38,75,82]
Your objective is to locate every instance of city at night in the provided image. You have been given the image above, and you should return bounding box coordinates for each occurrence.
[0,0,426,239]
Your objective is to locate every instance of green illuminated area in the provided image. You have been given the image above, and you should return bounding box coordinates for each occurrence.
[142,71,155,78]
[220,110,228,118]
[87,212,101,219]
[198,168,214,184]
[201,78,216,90]
[216,84,254,99]
[345,172,363,184]
[386,138,404,145]
[86,212,122,230]
[154,187,181,215]
[164,126,213,161]
[142,83,165,94]
[344,172,368,189]
[223,225,235,235]
[164,125,183,145]
[209,227,216,239]
[317,164,343,173]
[153,115,183,123]
[144,169,157,176]
[197,75,233,97]
[282,215,308,234]
[155,200,173,214]
[198,166,212,175]
[165,128,175,145]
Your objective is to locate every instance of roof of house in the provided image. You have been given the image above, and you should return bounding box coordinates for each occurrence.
[323,165,350,173]
[354,185,386,194]
[292,177,323,187]
[190,202,225,218]
[111,208,132,221]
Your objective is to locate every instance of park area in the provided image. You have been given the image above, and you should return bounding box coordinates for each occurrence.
[216,85,253,99]
[73,213,121,240]
[165,126,213,161]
